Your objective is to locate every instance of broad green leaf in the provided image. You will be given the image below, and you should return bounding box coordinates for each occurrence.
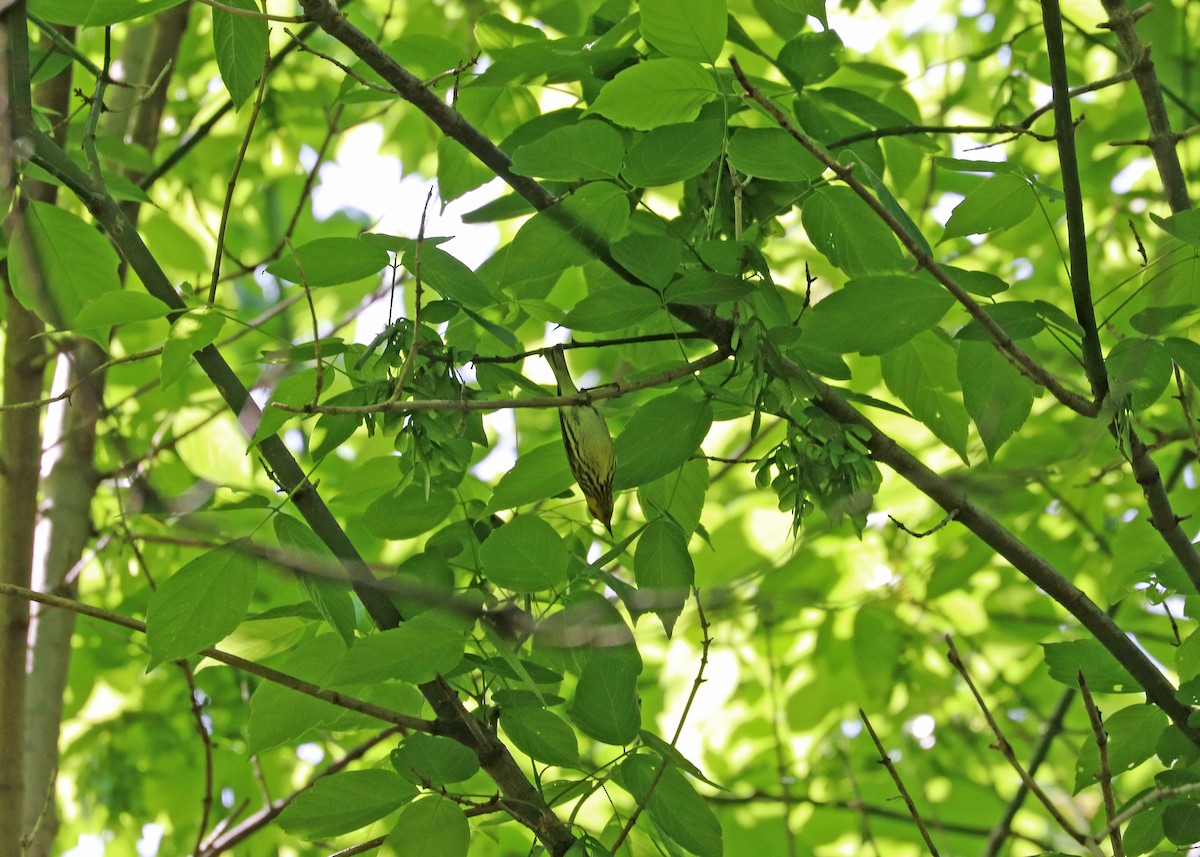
[500,707,580,767]
[535,591,642,675]
[1165,801,1200,847]
[801,186,904,277]
[246,635,346,753]
[726,127,823,181]
[501,182,631,286]
[613,392,713,489]
[363,485,456,540]
[1074,704,1167,793]
[266,237,390,287]
[363,235,496,307]
[273,515,357,646]
[623,119,725,186]
[637,459,709,536]
[390,734,480,786]
[1129,303,1200,335]
[1043,639,1141,693]
[664,271,754,304]
[382,796,469,857]
[146,542,258,667]
[611,233,684,289]
[943,265,1009,297]
[1169,336,1200,389]
[510,121,624,181]
[776,30,843,88]
[1108,338,1173,410]
[569,654,641,745]
[479,514,569,592]
[561,286,660,331]
[72,291,171,334]
[437,136,497,202]
[803,275,954,355]
[7,201,121,340]
[880,330,970,462]
[212,0,266,108]
[250,368,318,445]
[30,0,185,25]
[1150,209,1200,243]
[587,60,718,130]
[615,754,723,857]
[489,441,574,512]
[640,0,727,63]
[941,173,1037,242]
[633,520,694,636]
[957,339,1035,459]
[275,770,416,840]
[954,301,1045,341]
[330,610,466,686]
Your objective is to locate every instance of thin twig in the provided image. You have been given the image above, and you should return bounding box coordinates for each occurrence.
[945,636,1099,852]
[1078,671,1125,857]
[387,187,434,405]
[198,0,308,22]
[208,44,271,304]
[858,709,941,856]
[888,509,958,538]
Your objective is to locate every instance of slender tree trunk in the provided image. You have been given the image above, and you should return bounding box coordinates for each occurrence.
[18,7,191,854]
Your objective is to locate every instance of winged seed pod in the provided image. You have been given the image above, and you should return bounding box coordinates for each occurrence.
[545,346,616,534]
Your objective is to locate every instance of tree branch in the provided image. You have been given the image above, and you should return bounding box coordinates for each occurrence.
[1039,0,1109,403]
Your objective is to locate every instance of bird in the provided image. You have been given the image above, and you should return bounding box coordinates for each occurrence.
[545,346,616,534]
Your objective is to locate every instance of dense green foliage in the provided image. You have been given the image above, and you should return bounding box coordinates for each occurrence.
[2,0,1200,854]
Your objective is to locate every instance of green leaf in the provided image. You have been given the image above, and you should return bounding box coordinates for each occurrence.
[510,121,625,181]
[245,635,346,753]
[941,173,1037,242]
[637,459,709,537]
[587,59,718,130]
[212,0,267,108]
[72,291,171,334]
[329,609,466,687]
[273,515,357,646]
[613,392,713,489]
[500,707,581,767]
[265,237,390,287]
[726,127,823,182]
[1129,303,1200,335]
[535,591,642,675]
[640,0,727,63]
[250,368,318,445]
[1150,209,1200,243]
[363,484,457,540]
[615,754,723,857]
[561,286,660,331]
[880,330,970,462]
[1043,639,1141,693]
[1075,704,1167,792]
[633,520,694,636]
[623,119,724,186]
[801,186,904,277]
[611,233,684,289]
[569,654,641,745]
[7,200,121,341]
[146,542,258,667]
[501,182,631,287]
[1168,336,1200,389]
[803,275,954,355]
[664,271,754,305]
[776,30,843,88]
[479,514,569,592]
[30,0,186,25]
[390,734,480,786]
[1108,338,1173,410]
[1164,801,1200,847]
[382,796,469,857]
[489,441,575,512]
[366,237,497,307]
[275,770,416,840]
[957,339,1035,459]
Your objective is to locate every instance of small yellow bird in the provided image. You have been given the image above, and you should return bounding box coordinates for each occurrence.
[546,346,616,534]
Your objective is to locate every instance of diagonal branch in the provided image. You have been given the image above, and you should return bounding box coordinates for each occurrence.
[809,380,1200,746]
[1039,0,1108,402]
